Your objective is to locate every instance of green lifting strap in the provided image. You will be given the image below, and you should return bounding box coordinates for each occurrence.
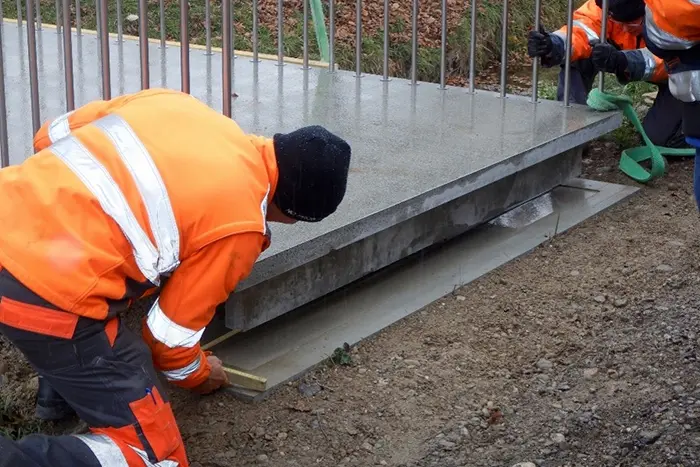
[309,0,330,63]
[586,87,694,183]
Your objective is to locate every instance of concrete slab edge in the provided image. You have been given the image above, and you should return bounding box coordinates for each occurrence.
[220,178,639,401]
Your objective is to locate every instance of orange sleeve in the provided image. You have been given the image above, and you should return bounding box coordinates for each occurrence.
[554,0,603,62]
[141,232,266,390]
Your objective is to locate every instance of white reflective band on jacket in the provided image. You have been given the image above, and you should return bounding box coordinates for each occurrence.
[639,48,660,81]
[74,433,179,467]
[47,113,180,286]
[644,5,700,50]
[46,112,204,375]
[553,20,601,50]
[669,70,700,102]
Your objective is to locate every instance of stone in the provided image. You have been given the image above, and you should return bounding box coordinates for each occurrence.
[583,368,599,379]
[256,454,269,462]
[613,298,628,308]
[455,295,466,301]
[639,430,662,445]
[404,359,420,367]
[277,432,288,440]
[536,359,553,370]
[551,433,566,444]
[438,439,456,450]
[298,382,322,397]
[656,264,673,272]
[361,442,374,452]
[512,464,536,467]
[126,14,139,22]
[593,295,606,303]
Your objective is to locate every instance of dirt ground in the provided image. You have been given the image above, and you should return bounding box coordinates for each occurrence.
[2,140,700,467]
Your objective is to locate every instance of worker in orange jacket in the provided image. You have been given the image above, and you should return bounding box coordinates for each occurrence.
[527,0,687,148]
[642,0,700,207]
[0,88,351,466]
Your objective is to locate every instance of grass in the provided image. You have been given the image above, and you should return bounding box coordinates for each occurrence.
[0,392,43,440]
[2,0,573,82]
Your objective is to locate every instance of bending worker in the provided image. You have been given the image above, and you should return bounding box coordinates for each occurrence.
[527,0,687,148]
[0,88,352,466]
[642,0,700,207]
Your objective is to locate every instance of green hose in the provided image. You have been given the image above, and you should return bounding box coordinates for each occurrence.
[586,88,694,183]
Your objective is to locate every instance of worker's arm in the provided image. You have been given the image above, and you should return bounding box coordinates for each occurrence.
[545,0,603,66]
[592,44,669,84]
[141,232,266,390]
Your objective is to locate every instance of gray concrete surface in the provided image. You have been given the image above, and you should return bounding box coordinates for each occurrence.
[205,178,639,399]
[1,21,622,331]
[224,147,584,330]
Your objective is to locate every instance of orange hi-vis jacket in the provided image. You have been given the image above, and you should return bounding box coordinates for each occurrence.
[0,89,278,389]
[547,0,667,83]
[643,0,700,103]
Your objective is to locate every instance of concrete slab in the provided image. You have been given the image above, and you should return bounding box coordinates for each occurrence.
[204,178,639,400]
[1,20,623,332]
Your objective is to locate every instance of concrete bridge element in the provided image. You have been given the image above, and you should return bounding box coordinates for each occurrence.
[0,0,629,395]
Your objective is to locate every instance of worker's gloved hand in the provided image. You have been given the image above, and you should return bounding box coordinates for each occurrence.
[591,43,628,75]
[192,354,230,395]
[527,26,553,58]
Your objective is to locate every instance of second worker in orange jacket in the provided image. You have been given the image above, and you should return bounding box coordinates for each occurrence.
[0,88,352,467]
[527,0,687,148]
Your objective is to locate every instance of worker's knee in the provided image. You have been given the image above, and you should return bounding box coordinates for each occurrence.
[683,102,700,140]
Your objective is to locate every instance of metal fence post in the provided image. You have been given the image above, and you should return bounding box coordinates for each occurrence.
[252,0,259,62]
[598,0,609,90]
[381,0,390,81]
[468,0,476,92]
[75,0,82,35]
[26,0,41,134]
[116,0,124,42]
[277,0,284,66]
[0,20,9,167]
[222,0,232,117]
[99,0,110,99]
[180,0,190,93]
[62,0,75,110]
[410,0,418,85]
[159,0,166,48]
[205,0,212,54]
[499,0,509,97]
[563,0,574,106]
[328,0,335,71]
[531,0,541,103]
[439,0,447,89]
[355,0,362,77]
[139,0,150,89]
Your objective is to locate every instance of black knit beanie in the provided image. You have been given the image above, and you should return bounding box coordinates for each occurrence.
[272,125,351,222]
[595,0,645,22]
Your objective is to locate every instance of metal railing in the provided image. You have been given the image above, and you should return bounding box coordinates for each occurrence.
[0,0,608,168]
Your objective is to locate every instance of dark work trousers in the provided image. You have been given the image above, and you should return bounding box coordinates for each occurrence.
[0,267,188,467]
[556,58,688,148]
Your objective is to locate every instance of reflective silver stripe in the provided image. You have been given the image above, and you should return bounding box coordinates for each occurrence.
[93,115,180,277]
[50,136,162,284]
[131,447,179,467]
[639,48,659,81]
[48,111,74,143]
[669,70,700,103]
[162,355,202,381]
[146,298,205,348]
[260,184,270,235]
[74,433,128,466]
[645,5,699,50]
[572,20,600,43]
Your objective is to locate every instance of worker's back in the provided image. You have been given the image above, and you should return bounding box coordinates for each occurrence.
[0,89,276,318]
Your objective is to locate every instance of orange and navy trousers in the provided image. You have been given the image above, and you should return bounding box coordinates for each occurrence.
[0,267,189,467]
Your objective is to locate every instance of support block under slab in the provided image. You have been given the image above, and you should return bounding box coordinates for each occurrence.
[224,147,583,331]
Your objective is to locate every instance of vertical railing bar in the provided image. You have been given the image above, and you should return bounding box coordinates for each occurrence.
[303,0,309,68]
[180,0,190,92]
[410,0,418,85]
[116,0,124,42]
[499,0,508,97]
[277,0,284,66]
[159,0,166,48]
[94,0,100,38]
[26,0,41,134]
[252,0,259,62]
[439,0,447,89]
[16,0,23,26]
[355,0,362,77]
[75,0,82,35]
[563,0,574,106]
[35,0,42,30]
[62,0,75,110]
[139,0,149,89]
[99,0,110,99]
[381,0,389,81]
[531,0,541,103]
[468,0,477,92]
[328,0,335,71]
[55,0,61,33]
[222,0,232,117]
[205,0,212,54]
[0,19,9,167]
[597,0,609,91]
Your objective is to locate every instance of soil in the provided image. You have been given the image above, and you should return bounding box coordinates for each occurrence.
[2,108,700,465]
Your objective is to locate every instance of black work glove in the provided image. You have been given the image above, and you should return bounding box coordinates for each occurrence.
[527,26,553,58]
[591,42,628,75]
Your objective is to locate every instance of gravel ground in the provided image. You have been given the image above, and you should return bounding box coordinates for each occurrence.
[2,140,699,467]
